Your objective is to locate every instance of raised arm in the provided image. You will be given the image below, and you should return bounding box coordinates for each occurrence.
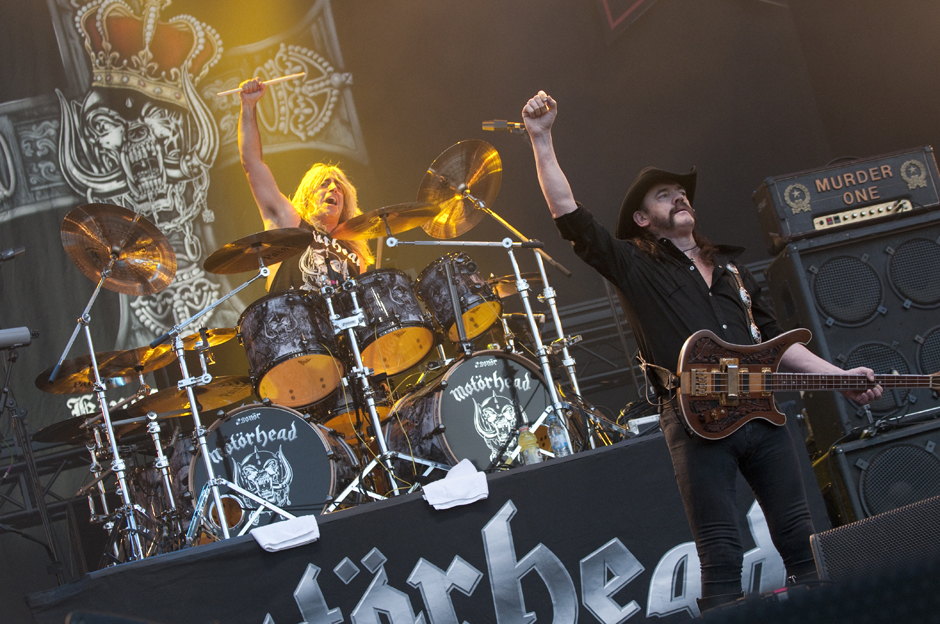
[522,91,578,218]
[237,78,300,230]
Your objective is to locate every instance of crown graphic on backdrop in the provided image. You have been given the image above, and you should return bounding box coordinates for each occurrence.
[74,0,223,108]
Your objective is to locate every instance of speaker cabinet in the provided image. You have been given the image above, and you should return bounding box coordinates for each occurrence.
[765,210,940,452]
[810,493,940,582]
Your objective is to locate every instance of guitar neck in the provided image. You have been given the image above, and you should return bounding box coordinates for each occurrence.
[769,372,938,391]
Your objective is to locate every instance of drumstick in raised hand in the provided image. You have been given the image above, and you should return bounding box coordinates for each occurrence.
[215,72,306,97]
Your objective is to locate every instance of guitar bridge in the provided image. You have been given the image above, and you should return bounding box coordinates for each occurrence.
[720,358,740,407]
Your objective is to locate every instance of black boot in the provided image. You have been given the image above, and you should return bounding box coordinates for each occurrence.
[696,592,745,616]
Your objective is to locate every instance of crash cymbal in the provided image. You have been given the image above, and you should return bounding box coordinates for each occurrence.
[35,352,135,395]
[126,376,253,418]
[487,272,544,299]
[417,140,502,239]
[204,228,313,274]
[99,344,176,378]
[329,202,442,240]
[180,328,237,350]
[60,203,177,296]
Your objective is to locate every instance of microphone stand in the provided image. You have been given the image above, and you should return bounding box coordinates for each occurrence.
[1,347,65,584]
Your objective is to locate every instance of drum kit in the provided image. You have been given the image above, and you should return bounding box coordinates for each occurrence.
[32,139,625,566]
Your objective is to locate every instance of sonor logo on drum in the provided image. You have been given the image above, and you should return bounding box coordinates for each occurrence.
[234,412,262,426]
[448,369,533,402]
[207,421,299,465]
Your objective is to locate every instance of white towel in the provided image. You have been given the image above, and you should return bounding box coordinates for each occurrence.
[250,514,320,552]
[422,459,489,510]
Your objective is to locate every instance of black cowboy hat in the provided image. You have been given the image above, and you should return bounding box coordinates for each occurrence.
[615,166,697,239]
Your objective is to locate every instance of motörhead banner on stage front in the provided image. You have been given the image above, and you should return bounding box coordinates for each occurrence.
[0,0,366,433]
[28,435,823,624]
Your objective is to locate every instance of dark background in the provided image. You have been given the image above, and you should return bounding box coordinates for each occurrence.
[3,0,940,621]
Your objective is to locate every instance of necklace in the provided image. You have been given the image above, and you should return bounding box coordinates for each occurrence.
[680,244,698,253]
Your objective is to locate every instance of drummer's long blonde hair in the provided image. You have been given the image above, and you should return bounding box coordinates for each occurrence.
[291,163,374,268]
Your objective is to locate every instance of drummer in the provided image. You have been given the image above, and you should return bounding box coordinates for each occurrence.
[237,77,373,291]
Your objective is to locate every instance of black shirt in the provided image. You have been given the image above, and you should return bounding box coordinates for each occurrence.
[268,222,362,293]
[554,204,781,372]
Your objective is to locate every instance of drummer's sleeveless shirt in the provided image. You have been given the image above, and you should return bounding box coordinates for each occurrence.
[268,221,363,293]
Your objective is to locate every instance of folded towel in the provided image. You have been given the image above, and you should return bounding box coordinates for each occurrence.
[422,459,489,510]
[250,514,319,552]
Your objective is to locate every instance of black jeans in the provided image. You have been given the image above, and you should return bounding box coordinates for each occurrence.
[659,401,817,598]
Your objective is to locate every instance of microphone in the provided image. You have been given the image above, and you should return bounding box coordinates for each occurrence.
[482,120,526,134]
[0,327,37,349]
[0,247,25,263]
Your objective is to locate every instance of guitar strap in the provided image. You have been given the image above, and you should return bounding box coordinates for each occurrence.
[727,262,762,344]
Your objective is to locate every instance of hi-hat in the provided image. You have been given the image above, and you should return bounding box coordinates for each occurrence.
[125,376,254,418]
[329,203,442,240]
[60,203,177,296]
[204,228,313,274]
[417,140,502,239]
[35,352,133,395]
[487,272,544,299]
[31,410,135,445]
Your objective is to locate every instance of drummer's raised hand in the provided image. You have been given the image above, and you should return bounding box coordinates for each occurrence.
[239,77,267,107]
[522,90,557,138]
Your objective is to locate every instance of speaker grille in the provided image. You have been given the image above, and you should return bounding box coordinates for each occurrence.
[919,326,940,374]
[812,256,883,325]
[858,442,940,517]
[888,238,940,307]
[843,343,911,414]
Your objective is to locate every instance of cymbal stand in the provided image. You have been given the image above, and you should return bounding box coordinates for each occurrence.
[531,251,594,449]
[49,256,144,560]
[144,410,184,549]
[321,281,451,511]
[82,435,121,561]
[150,260,296,542]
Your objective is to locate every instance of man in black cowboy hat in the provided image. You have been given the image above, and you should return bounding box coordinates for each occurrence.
[521,90,882,612]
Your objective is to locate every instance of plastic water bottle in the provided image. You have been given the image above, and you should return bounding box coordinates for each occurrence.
[517,425,541,465]
[547,415,572,457]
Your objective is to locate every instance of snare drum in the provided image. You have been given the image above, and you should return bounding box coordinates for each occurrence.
[339,269,434,376]
[306,382,392,442]
[189,404,359,529]
[414,253,501,342]
[385,351,579,475]
[238,290,343,407]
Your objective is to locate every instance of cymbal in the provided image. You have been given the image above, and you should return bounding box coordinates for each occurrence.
[204,228,313,274]
[417,140,502,239]
[126,376,253,418]
[60,203,177,296]
[487,272,544,299]
[35,352,134,395]
[98,344,177,378]
[32,409,134,445]
[180,328,237,350]
[329,203,442,240]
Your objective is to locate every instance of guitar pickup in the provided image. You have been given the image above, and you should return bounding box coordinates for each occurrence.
[720,358,740,406]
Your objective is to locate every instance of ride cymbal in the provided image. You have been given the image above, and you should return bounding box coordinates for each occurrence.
[418,140,501,239]
[60,203,176,296]
[180,328,237,350]
[329,203,442,240]
[98,344,177,378]
[204,228,313,274]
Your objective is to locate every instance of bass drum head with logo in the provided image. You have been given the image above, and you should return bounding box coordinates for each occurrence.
[189,404,358,529]
[386,351,558,474]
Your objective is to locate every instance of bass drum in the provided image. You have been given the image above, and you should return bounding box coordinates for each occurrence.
[189,404,359,529]
[385,351,579,475]
[238,290,343,407]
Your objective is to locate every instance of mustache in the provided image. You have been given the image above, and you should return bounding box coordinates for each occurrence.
[671,203,695,218]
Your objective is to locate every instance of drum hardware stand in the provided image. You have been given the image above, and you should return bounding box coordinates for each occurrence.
[142,410,184,549]
[150,259,296,543]
[320,280,451,511]
[49,255,145,561]
[529,251,595,449]
[1,344,66,584]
